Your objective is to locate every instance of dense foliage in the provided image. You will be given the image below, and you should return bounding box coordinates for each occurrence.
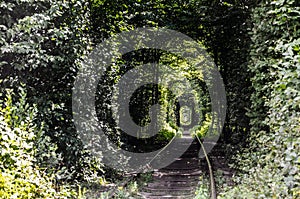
[0,87,76,198]
[90,0,254,146]
[0,0,299,198]
[0,0,103,181]
[220,0,300,198]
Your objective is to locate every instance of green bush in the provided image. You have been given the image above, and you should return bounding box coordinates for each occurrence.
[0,0,95,179]
[191,113,212,138]
[221,0,300,198]
[0,87,76,198]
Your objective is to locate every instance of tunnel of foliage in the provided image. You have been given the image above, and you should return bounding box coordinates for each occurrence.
[0,0,299,198]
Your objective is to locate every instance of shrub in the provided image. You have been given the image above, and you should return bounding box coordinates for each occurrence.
[0,87,76,198]
[221,0,300,198]
[0,0,94,179]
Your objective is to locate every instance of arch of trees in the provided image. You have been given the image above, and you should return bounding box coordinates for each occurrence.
[0,0,299,198]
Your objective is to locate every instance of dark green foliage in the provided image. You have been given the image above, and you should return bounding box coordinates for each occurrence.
[192,0,255,145]
[90,0,253,147]
[1,0,299,197]
[0,0,104,182]
[221,0,300,197]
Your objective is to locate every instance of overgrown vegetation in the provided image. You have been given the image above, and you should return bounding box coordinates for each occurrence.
[220,0,300,198]
[0,87,76,198]
[0,0,299,198]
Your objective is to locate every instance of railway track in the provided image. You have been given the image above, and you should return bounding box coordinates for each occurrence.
[139,138,202,199]
[138,137,234,199]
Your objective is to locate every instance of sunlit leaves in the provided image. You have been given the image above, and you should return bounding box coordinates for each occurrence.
[227,0,300,197]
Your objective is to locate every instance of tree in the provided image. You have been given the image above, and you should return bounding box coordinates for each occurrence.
[0,0,98,180]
